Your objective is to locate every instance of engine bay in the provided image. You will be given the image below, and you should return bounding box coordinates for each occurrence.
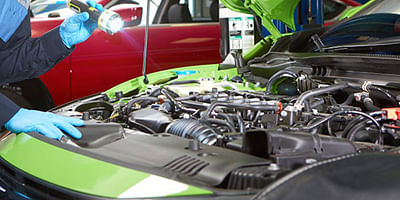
[51,66,400,191]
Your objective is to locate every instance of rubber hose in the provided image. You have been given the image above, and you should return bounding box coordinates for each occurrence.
[204,119,236,133]
[294,83,349,112]
[126,97,158,113]
[166,119,218,145]
[168,80,200,85]
[369,86,397,106]
[340,94,354,106]
[347,121,368,142]
[217,113,236,131]
[266,70,298,94]
[363,97,380,112]
[311,98,325,109]
[342,111,385,138]
[236,114,246,134]
[300,110,380,132]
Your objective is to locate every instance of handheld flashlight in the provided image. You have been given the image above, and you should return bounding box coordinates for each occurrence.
[68,0,124,35]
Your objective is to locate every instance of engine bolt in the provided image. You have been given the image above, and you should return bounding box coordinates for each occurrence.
[82,112,90,120]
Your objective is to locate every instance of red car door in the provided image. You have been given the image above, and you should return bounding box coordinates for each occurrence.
[33,0,220,105]
[70,0,220,100]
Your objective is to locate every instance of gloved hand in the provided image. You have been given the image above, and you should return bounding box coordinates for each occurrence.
[4,108,84,140]
[59,0,104,48]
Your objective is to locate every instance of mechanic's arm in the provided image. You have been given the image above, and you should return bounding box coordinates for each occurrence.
[0,1,102,140]
[0,93,83,140]
[0,1,103,84]
[0,13,71,84]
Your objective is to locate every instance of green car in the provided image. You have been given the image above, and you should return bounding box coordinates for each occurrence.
[4,0,400,199]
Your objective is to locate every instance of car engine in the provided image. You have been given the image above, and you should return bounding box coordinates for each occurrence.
[52,69,400,190]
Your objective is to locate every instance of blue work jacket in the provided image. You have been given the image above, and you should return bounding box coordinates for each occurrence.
[0,0,74,126]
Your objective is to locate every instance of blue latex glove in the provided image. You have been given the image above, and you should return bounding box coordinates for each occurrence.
[86,0,103,11]
[59,0,103,48]
[4,108,84,140]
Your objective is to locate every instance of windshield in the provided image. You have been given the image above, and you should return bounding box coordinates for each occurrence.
[321,13,400,47]
[308,0,400,54]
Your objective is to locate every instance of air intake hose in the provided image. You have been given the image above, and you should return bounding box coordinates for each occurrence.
[166,119,218,145]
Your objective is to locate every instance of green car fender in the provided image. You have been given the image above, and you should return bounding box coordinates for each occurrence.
[0,133,212,198]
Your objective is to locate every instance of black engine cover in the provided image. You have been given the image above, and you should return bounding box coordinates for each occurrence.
[242,129,357,168]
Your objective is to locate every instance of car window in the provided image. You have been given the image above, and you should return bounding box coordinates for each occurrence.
[186,0,219,22]
[134,0,162,26]
[152,0,218,24]
[321,13,400,47]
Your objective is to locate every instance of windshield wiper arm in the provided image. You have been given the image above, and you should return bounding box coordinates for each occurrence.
[324,38,400,53]
[311,34,326,52]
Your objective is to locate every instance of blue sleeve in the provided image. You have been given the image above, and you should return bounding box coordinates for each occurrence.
[0,1,74,127]
[0,93,20,127]
[0,14,74,85]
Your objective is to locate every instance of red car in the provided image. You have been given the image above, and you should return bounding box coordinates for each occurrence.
[3,0,220,109]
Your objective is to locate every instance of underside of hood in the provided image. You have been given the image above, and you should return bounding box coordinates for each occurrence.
[220,0,301,40]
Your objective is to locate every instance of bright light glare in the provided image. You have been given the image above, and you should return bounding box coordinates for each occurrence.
[98,10,124,35]
[109,18,124,33]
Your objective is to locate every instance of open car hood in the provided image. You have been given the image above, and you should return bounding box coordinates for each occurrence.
[221,0,301,39]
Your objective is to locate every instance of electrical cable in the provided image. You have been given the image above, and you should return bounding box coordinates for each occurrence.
[161,88,197,114]
[347,121,369,142]
[347,119,385,145]
[342,110,385,138]
[298,110,381,133]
